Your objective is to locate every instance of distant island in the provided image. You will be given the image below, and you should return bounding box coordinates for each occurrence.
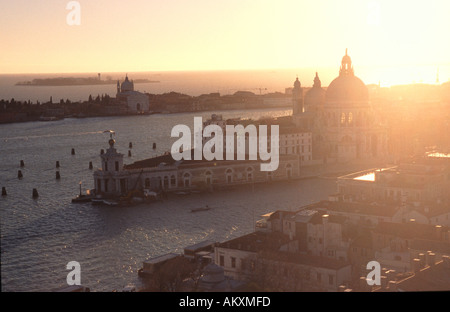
[16,76,160,86]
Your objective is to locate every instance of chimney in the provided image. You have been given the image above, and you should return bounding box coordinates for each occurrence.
[418,253,426,267]
[427,252,436,266]
[412,258,421,273]
[435,225,442,240]
[388,280,397,292]
[380,275,388,290]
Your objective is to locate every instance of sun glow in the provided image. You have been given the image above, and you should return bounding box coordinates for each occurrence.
[0,0,448,86]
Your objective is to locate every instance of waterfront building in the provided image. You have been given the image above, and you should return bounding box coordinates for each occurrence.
[116,75,149,114]
[93,134,301,197]
[293,50,388,162]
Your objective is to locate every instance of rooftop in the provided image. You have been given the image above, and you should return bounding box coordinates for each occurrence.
[262,251,351,270]
[373,222,449,241]
[394,257,450,291]
[124,149,264,170]
[307,200,399,218]
[143,252,180,265]
[216,231,291,253]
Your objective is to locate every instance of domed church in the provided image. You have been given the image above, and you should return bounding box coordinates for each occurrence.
[116,75,150,114]
[293,50,387,162]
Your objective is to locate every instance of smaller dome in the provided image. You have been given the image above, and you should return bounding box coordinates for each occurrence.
[293,77,301,88]
[305,73,325,111]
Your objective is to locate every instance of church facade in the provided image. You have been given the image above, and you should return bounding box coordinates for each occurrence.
[116,75,150,114]
[293,50,388,163]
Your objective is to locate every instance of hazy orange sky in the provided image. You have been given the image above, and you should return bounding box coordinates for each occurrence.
[1,0,449,85]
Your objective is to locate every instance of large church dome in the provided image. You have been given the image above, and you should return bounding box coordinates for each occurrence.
[326,50,368,102]
[120,75,134,92]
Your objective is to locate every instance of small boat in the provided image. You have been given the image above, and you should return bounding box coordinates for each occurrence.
[91,198,104,205]
[71,194,94,203]
[191,205,211,213]
[102,200,119,206]
[91,198,119,206]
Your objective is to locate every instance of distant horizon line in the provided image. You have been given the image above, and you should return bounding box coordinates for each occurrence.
[2,62,449,76]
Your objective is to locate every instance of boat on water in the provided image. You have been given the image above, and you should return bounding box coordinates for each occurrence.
[191,205,211,213]
[71,194,95,203]
[91,198,119,206]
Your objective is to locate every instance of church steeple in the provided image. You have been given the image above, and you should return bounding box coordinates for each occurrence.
[292,76,303,115]
[339,48,354,76]
[313,72,321,88]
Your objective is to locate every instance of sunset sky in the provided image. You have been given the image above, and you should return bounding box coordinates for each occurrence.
[1,0,449,85]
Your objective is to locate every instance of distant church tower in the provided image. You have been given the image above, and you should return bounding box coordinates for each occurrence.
[292,77,303,115]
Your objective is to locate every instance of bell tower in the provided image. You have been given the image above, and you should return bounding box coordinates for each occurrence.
[101,136,124,173]
[94,131,125,195]
[292,77,303,115]
[339,48,354,76]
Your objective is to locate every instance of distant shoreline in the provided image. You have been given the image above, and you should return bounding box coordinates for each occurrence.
[16,77,160,87]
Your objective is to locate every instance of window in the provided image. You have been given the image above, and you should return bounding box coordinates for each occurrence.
[205,171,212,185]
[231,257,236,268]
[171,175,176,186]
[183,172,191,187]
[226,168,233,183]
[219,255,224,266]
[286,163,292,179]
[246,167,253,182]
[115,161,119,171]
[105,162,108,172]
[145,178,150,188]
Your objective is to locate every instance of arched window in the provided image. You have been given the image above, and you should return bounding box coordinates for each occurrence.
[246,167,254,182]
[341,112,346,125]
[145,178,150,189]
[171,175,176,187]
[183,172,191,187]
[163,176,169,189]
[348,112,353,125]
[226,168,233,184]
[205,171,212,185]
[286,163,293,179]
